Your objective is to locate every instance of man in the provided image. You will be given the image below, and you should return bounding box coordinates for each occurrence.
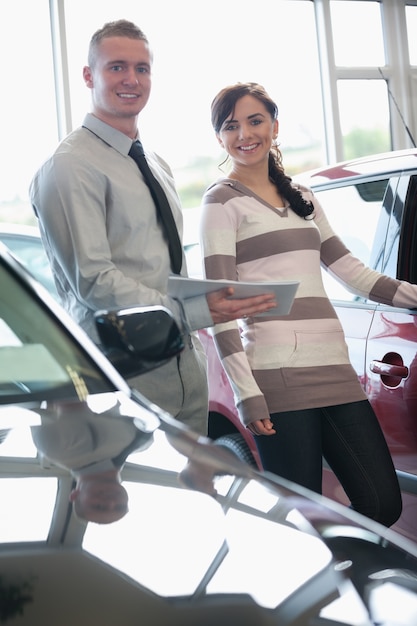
[31,403,154,524]
[30,20,275,435]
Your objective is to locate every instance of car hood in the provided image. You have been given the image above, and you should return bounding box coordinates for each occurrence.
[2,392,417,625]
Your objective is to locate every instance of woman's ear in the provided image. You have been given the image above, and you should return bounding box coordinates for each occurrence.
[216,133,224,148]
[273,119,279,139]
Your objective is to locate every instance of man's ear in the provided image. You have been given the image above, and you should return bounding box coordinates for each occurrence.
[83,66,94,88]
[69,488,79,503]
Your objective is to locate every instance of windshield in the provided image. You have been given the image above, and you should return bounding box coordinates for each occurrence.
[0,259,115,403]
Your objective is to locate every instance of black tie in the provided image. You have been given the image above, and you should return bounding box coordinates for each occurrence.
[129,140,182,274]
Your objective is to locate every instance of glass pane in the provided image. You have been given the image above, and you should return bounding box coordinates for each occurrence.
[0,477,57,542]
[63,0,325,196]
[0,261,113,402]
[379,175,411,280]
[406,5,417,65]
[0,0,59,226]
[0,228,57,296]
[314,179,390,301]
[83,482,228,597]
[330,0,385,67]
[337,79,391,159]
[83,472,332,606]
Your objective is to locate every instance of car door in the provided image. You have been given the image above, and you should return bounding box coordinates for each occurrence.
[314,174,417,520]
[312,172,417,540]
[365,174,417,540]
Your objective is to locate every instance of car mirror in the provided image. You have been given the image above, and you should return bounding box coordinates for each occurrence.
[94,305,184,378]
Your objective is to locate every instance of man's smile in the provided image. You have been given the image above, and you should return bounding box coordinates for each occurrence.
[118,92,140,99]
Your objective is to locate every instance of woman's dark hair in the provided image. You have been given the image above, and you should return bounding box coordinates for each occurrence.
[211,82,314,219]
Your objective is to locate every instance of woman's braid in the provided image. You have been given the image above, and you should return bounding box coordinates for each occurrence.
[268,153,314,219]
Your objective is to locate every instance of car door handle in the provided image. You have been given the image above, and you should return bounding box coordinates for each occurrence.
[369,360,409,378]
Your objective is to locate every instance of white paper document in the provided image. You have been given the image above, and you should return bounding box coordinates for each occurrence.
[168,276,299,317]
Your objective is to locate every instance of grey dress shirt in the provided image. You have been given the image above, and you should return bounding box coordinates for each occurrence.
[31,413,152,476]
[29,114,210,434]
[30,113,212,342]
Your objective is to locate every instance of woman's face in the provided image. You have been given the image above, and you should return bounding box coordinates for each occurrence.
[216,94,278,170]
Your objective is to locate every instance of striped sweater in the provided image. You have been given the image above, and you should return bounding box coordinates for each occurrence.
[201,178,417,427]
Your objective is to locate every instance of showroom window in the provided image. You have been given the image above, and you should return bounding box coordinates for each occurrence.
[337,79,391,159]
[330,0,385,67]
[406,4,417,65]
[0,0,58,225]
[0,1,416,223]
[62,0,324,206]
[329,0,390,160]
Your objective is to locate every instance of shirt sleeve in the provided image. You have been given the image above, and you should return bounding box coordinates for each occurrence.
[30,150,213,335]
[309,188,417,308]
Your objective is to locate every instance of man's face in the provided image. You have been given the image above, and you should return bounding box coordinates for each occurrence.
[83,36,152,130]
[71,477,129,524]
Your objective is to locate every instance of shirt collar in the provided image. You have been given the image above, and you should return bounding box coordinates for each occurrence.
[73,458,118,477]
[82,113,136,157]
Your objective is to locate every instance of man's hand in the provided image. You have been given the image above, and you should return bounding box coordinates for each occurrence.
[207,287,276,324]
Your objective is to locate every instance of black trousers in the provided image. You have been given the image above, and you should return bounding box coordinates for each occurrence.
[254,399,402,527]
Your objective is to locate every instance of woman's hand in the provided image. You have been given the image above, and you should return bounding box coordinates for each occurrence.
[247,418,276,436]
[206,287,276,324]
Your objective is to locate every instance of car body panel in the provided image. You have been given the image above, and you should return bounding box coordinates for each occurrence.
[297,148,417,185]
[365,307,417,472]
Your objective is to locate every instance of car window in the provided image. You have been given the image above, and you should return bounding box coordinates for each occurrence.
[367,176,403,279]
[0,259,114,403]
[391,174,417,282]
[0,233,57,296]
[313,178,391,301]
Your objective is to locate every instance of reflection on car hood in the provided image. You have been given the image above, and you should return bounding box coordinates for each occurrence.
[2,393,417,624]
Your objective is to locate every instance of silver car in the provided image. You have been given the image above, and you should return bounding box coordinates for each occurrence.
[2,240,417,624]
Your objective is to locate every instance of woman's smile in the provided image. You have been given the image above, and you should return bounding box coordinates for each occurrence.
[239,143,259,152]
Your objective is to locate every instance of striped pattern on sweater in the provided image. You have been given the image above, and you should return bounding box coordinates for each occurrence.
[201,178,417,427]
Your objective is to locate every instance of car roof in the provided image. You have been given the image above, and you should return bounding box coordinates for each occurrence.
[294,148,417,187]
[0,222,41,238]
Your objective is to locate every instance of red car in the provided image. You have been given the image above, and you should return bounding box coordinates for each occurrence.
[192,149,417,543]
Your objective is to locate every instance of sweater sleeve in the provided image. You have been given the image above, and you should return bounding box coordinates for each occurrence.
[200,189,270,427]
[306,188,417,309]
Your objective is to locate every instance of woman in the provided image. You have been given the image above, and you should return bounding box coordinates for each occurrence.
[200,82,417,527]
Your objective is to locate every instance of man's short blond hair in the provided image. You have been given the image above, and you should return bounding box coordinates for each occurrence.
[88,19,149,68]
